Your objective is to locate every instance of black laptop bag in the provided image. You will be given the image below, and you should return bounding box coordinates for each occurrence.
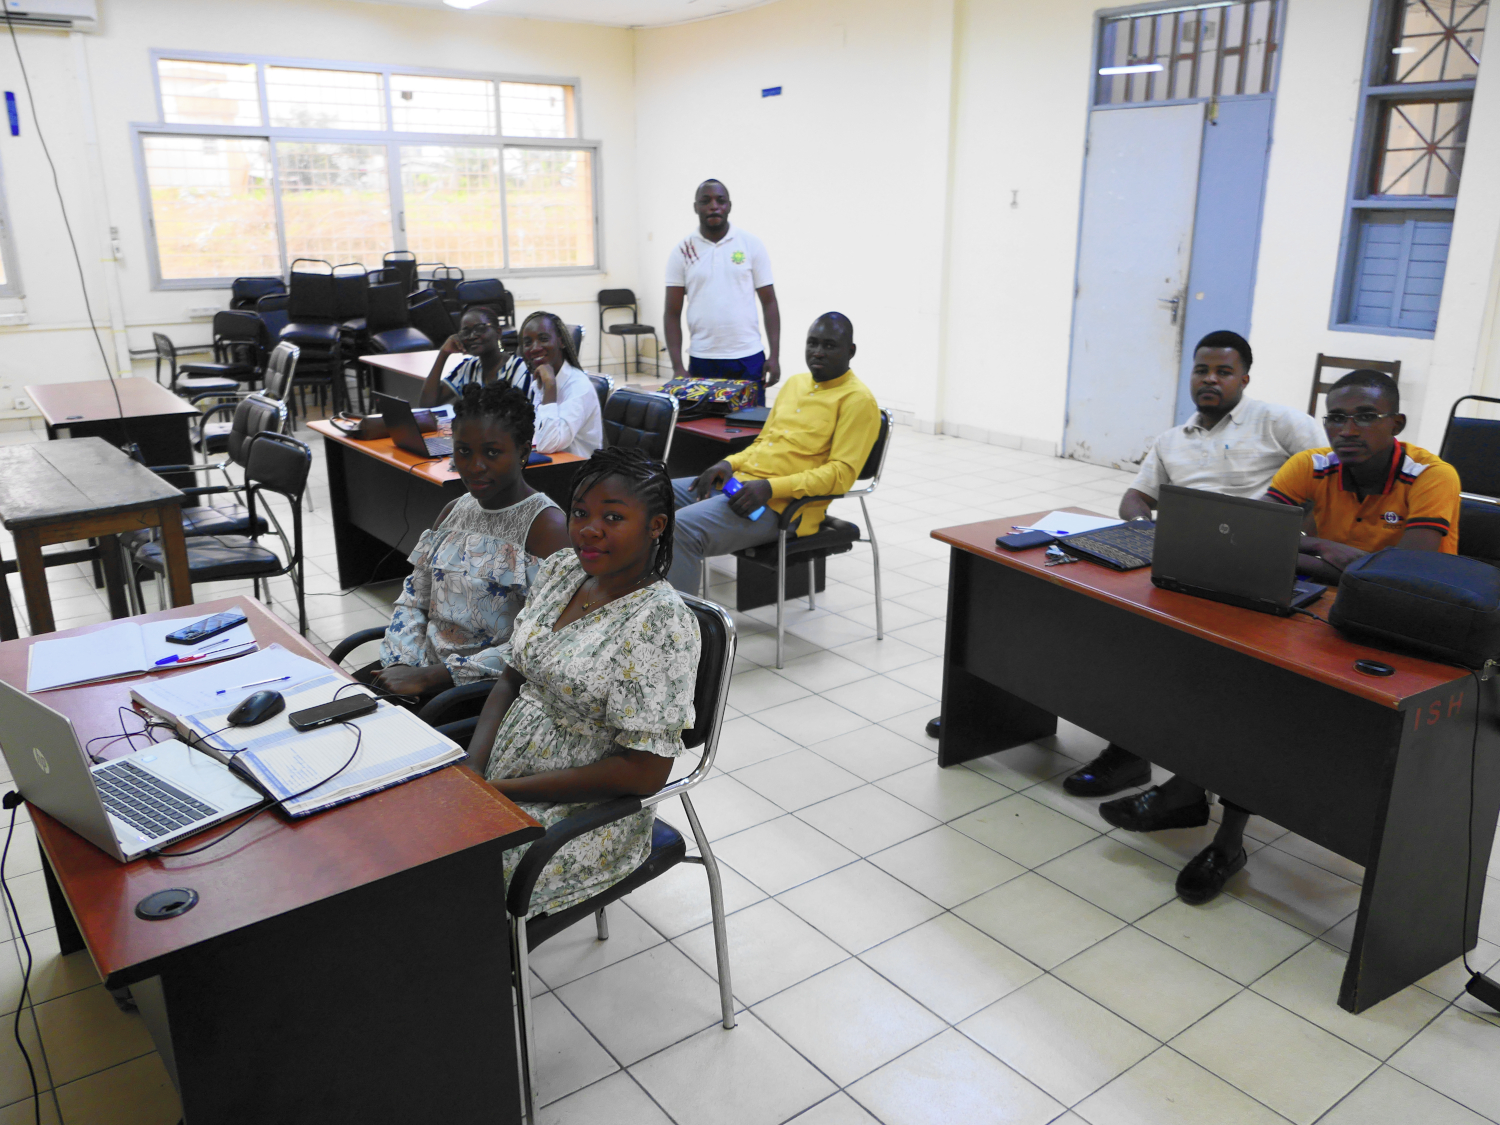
[1328,548,1500,669]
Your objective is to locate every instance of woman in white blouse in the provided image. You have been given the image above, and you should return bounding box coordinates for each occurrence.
[508,310,605,458]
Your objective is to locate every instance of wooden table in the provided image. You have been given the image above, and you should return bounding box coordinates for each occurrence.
[27,377,200,489]
[665,415,761,478]
[0,439,191,636]
[360,348,444,404]
[306,420,584,588]
[931,512,1500,1013]
[2,598,543,1123]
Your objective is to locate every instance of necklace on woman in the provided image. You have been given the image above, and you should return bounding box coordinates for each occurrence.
[577,573,652,613]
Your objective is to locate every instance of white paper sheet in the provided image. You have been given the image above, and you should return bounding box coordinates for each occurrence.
[130,645,331,733]
[27,607,257,692]
[1017,511,1124,537]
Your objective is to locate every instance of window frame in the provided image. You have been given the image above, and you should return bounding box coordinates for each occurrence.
[136,49,602,290]
[0,151,23,298]
[1329,0,1483,338]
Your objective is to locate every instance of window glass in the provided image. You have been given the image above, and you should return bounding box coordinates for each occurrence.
[1374,99,1470,194]
[267,67,385,131]
[1387,0,1486,84]
[504,148,594,269]
[1096,0,1284,105]
[500,82,576,137]
[276,142,391,265]
[402,146,503,269]
[158,59,262,127]
[142,135,279,279]
[391,74,496,135]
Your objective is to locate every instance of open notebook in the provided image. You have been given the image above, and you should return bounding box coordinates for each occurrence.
[27,608,257,692]
[131,647,465,818]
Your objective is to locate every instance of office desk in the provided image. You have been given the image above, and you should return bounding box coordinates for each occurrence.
[932,513,1500,1013]
[360,348,442,404]
[307,420,583,588]
[27,378,199,490]
[0,439,191,636]
[0,597,543,1124]
[665,416,760,478]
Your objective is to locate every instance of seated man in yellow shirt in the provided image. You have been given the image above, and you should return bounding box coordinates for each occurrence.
[1103,368,1461,905]
[666,312,880,594]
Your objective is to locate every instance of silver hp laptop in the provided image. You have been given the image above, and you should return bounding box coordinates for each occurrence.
[1151,485,1326,617]
[375,391,453,458]
[0,681,262,862]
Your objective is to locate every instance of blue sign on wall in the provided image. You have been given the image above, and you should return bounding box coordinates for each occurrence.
[761,87,782,98]
[5,92,17,137]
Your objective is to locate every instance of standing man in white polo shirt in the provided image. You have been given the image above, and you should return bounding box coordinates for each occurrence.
[664,178,781,404]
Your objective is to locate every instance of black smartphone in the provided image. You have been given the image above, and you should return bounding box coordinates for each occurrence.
[995,530,1055,551]
[165,610,248,645]
[288,694,378,731]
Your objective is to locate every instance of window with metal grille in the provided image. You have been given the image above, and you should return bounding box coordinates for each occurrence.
[136,53,596,287]
[1095,0,1285,106]
[1333,1,1486,337]
[0,152,21,298]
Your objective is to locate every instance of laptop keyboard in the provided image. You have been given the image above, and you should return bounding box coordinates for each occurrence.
[425,435,453,457]
[95,760,219,840]
[1060,523,1157,570]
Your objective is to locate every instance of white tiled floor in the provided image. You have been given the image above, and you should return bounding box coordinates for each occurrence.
[2,410,1500,1123]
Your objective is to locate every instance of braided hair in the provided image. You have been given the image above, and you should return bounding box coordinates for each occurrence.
[453,378,535,451]
[569,447,676,581]
[520,310,583,372]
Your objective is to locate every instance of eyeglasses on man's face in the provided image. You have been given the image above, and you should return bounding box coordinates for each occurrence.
[1322,411,1399,428]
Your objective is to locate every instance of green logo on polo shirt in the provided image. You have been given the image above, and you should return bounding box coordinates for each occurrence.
[732,250,745,264]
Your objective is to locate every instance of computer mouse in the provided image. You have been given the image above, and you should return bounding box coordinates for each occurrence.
[227,690,285,727]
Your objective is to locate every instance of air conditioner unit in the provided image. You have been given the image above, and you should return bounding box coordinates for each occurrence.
[1,0,97,30]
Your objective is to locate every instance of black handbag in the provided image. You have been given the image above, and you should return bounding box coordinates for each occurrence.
[1328,548,1500,669]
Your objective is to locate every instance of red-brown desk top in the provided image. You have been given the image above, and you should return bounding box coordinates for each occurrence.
[0,597,541,982]
[358,349,442,379]
[933,510,1466,710]
[26,378,198,428]
[676,417,763,443]
[307,419,584,488]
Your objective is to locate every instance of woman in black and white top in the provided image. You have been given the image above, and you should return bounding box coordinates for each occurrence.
[417,305,507,407]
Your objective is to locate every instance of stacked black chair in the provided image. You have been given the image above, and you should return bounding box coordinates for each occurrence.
[597,289,660,378]
[431,265,464,318]
[131,431,312,635]
[455,277,516,338]
[409,288,456,347]
[602,388,678,461]
[255,292,290,340]
[366,280,432,354]
[230,276,285,310]
[176,311,269,394]
[382,250,419,294]
[1441,395,1500,569]
[278,259,343,414]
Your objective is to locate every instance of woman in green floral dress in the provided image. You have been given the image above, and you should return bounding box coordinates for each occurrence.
[471,447,702,916]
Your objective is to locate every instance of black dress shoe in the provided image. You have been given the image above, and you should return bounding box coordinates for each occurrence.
[1176,844,1247,905]
[1063,744,1152,797]
[925,716,941,739]
[1099,785,1210,832]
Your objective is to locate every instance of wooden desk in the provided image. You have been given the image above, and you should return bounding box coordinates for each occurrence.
[932,513,1500,1013]
[27,377,199,489]
[665,416,761,478]
[307,420,584,588]
[1,598,542,1123]
[0,439,190,635]
[360,348,443,404]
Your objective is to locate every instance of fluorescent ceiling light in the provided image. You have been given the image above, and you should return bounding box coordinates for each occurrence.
[443,0,489,8]
[1099,63,1166,75]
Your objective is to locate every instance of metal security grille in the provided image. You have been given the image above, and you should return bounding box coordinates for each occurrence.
[1095,0,1284,106]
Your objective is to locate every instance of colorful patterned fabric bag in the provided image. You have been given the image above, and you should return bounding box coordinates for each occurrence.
[661,376,760,418]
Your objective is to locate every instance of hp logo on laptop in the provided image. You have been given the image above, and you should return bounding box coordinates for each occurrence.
[1219,523,1230,534]
[32,747,49,775]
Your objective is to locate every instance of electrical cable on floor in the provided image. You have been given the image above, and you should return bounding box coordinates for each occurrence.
[0,796,41,1125]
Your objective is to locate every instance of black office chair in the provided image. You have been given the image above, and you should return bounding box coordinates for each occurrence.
[409,288,457,347]
[230,276,285,310]
[431,265,464,318]
[366,280,432,355]
[383,250,419,294]
[729,410,893,668]
[174,312,269,394]
[603,387,678,462]
[587,373,613,419]
[455,277,515,328]
[1441,394,1500,568]
[131,431,312,634]
[255,292,290,340]
[508,594,737,1121]
[596,289,659,379]
[278,259,343,415]
[152,332,240,399]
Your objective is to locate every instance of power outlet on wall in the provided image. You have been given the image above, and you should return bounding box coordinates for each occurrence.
[12,396,31,412]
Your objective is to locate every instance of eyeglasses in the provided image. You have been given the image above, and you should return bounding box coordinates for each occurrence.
[1322,411,1399,428]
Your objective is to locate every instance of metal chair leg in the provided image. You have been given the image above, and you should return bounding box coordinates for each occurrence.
[511,916,539,1125]
[595,907,609,941]
[681,792,736,1030]
[775,530,787,669]
[807,560,815,610]
[699,558,709,600]
[862,495,884,640]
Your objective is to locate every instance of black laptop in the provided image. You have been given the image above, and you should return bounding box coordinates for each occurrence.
[375,392,452,458]
[1150,485,1324,616]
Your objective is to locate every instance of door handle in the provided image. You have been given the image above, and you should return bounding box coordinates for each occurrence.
[1158,295,1181,325]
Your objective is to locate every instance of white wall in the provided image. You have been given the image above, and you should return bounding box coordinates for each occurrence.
[0,0,639,421]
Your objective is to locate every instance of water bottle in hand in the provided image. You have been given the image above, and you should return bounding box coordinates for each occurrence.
[722,476,766,521]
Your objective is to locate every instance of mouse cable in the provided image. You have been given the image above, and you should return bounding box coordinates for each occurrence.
[1460,668,1500,1013]
[2,11,133,452]
[149,720,364,858]
[333,680,419,706]
[1291,606,1329,624]
[0,795,41,1125]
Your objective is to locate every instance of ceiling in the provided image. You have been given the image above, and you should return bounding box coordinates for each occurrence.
[356,0,780,30]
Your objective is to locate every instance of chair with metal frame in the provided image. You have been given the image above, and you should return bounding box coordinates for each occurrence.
[597,288,659,379]
[507,593,736,1123]
[366,279,433,355]
[726,410,893,669]
[1309,353,1401,417]
[151,332,240,400]
[587,373,613,421]
[430,265,464,318]
[1440,394,1500,568]
[192,342,299,450]
[382,250,419,293]
[409,288,457,348]
[130,431,313,635]
[279,259,344,415]
[230,276,285,310]
[174,311,269,395]
[602,387,678,462]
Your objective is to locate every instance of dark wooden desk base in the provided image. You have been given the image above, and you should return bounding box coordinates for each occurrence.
[47,413,196,492]
[937,546,1500,1013]
[665,426,757,479]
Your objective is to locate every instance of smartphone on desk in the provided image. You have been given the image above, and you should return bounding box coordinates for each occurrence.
[288,693,378,731]
[165,610,248,645]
